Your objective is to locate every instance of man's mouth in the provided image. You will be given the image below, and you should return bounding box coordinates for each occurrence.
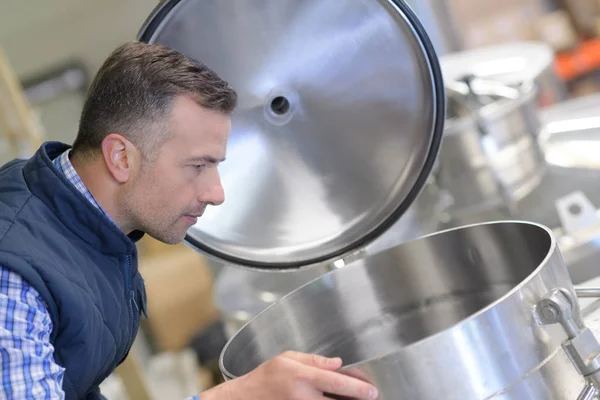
[183,211,204,224]
[183,215,198,224]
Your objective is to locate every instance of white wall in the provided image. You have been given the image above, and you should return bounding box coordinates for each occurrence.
[0,0,158,162]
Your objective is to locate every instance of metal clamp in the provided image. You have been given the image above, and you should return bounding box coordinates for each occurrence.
[554,191,600,301]
[535,288,600,399]
[555,191,600,237]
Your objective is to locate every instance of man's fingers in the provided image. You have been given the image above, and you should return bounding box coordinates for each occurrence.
[337,366,372,383]
[281,351,342,371]
[276,351,378,398]
[310,368,378,400]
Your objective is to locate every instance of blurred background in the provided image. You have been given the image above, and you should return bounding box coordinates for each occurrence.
[2,0,600,399]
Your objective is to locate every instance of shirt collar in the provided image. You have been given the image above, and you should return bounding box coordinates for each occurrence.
[53,149,117,226]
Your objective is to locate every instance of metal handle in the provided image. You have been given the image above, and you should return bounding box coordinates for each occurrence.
[576,288,600,298]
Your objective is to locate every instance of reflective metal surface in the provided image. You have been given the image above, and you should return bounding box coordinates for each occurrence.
[215,265,329,339]
[431,93,600,286]
[436,80,546,220]
[215,179,448,338]
[552,191,600,286]
[540,93,600,169]
[440,41,567,108]
[561,226,600,286]
[513,94,600,232]
[138,0,445,269]
[441,93,600,231]
[434,94,600,232]
[220,221,584,399]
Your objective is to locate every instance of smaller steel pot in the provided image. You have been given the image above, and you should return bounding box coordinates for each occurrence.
[437,79,546,222]
[439,41,567,108]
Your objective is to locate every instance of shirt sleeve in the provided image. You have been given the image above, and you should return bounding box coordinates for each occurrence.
[0,267,66,399]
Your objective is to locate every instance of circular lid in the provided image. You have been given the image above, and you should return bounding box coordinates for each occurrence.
[439,41,554,86]
[138,0,445,269]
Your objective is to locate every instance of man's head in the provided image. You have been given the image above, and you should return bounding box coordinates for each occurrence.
[71,41,237,244]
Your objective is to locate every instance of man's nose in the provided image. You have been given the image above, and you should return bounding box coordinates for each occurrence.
[207,184,225,206]
[200,169,225,206]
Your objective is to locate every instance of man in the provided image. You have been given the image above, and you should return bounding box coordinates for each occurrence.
[0,42,379,399]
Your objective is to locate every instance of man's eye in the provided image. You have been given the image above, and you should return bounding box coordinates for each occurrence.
[193,164,206,170]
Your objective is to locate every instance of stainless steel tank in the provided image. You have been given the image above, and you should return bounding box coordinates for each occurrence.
[219,221,600,399]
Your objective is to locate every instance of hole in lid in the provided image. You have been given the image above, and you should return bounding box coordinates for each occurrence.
[270,96,290,115]
[569,203,582,216]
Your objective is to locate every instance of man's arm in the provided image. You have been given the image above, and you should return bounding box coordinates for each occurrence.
[0,267,66,399]
[0,267,193,400]
[0,266,376,400]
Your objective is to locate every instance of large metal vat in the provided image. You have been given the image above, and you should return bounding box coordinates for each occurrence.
[220,221,600,399]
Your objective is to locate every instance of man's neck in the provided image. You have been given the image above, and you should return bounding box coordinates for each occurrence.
[70,152,134,234]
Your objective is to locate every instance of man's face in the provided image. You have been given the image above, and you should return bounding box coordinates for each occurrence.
[124,95,230,244]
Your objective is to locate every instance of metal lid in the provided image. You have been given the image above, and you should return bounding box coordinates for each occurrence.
[138,0,445,269]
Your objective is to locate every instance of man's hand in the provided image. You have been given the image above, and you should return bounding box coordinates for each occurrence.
[202,351,379,400]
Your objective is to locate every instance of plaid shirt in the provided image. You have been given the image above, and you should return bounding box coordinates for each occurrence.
[0,150,199,399]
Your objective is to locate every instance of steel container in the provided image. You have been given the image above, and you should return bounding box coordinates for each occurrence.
[220,221,590,399]
[436,80,547,223]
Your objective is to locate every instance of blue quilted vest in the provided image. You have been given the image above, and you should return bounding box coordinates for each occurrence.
[0,141,147,399]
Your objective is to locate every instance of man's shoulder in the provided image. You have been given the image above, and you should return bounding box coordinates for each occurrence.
[0,156,33,201]
[0,157,27,173]
[0,159,35,241]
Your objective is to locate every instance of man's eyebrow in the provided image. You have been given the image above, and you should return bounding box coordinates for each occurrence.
[187,155,225,163]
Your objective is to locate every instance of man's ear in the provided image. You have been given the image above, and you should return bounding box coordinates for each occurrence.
[101,134,139,183]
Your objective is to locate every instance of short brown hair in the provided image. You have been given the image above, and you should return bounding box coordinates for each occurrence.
[72,41,237,159]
